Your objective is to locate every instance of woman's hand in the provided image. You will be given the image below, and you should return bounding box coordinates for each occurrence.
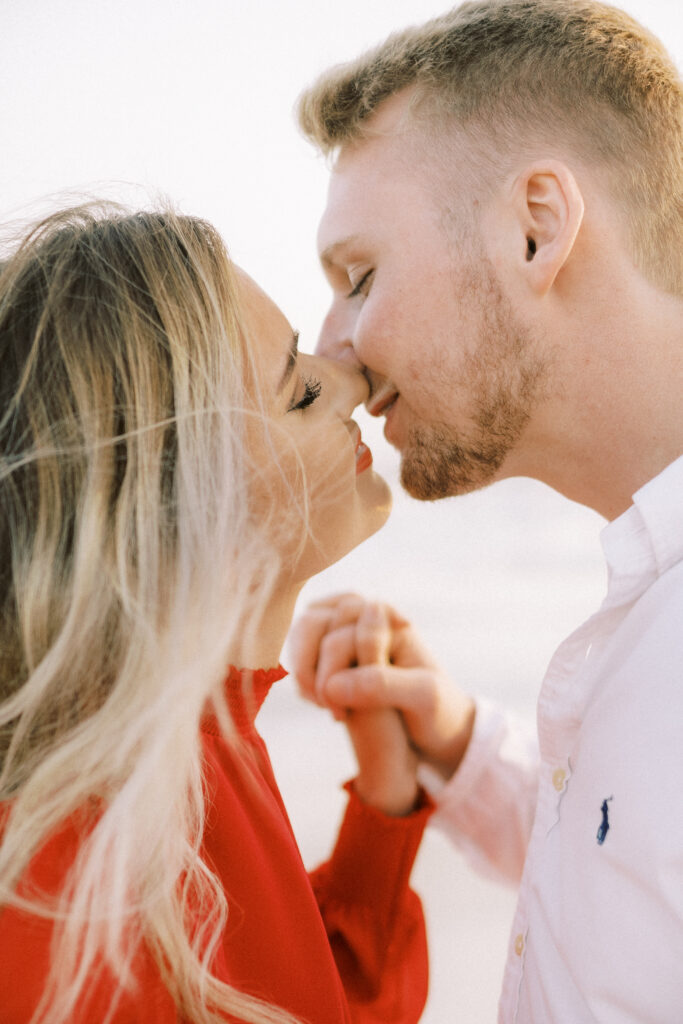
[337,603,418,816]
[289,593,476,781]
[345,707,419,816]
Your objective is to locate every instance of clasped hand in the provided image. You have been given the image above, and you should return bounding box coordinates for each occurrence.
[289,593,475,815]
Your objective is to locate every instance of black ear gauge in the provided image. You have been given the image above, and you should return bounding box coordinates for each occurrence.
[526,237,537,261]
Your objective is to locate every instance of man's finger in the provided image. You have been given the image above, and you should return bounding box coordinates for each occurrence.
[321,664,430,713]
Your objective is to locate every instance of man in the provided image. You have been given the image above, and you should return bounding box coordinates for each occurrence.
[289,2,683,1021]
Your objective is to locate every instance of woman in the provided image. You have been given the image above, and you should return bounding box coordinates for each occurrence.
[0,204,431,1023]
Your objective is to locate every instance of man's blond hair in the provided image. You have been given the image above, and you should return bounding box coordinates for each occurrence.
[298,0,682,295]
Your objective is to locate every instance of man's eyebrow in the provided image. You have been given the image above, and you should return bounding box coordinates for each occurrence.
[277,331,300,393]
[319,234,362,268]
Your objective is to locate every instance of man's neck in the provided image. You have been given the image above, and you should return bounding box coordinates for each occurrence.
[506,276,683,520]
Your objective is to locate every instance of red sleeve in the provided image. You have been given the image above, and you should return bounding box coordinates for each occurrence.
[309,780,433,1024]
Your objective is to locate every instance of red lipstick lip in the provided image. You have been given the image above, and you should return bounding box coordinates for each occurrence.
[355,440,373,474]
[352,424,373,474]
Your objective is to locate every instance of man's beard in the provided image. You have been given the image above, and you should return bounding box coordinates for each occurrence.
[401,420,519,499]
[400,264,550,501]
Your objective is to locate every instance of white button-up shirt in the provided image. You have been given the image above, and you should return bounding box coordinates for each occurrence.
[425,456,683,1022]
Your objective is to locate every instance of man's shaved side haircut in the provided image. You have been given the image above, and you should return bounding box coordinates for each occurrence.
[298,0,683,296]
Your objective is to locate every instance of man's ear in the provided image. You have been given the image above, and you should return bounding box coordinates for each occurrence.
[512,161,584,294]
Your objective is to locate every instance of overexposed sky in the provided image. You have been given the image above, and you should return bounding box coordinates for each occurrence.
[2,0,681,352]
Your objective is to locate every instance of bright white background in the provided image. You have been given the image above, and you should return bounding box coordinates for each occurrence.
[2,2,680,1020]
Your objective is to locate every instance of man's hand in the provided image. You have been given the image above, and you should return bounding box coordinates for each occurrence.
[289,593,476,781]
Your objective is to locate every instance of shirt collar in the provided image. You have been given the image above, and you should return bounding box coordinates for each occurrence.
[600,454,683,604]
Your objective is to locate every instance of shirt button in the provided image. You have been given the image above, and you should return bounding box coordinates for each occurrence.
[514,933,525,956]
[552,768,567,792]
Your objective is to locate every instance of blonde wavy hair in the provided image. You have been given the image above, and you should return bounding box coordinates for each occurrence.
[297,0,683,296]
[0,203,301,1024]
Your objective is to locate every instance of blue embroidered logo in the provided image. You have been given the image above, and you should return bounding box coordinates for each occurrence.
[596,796,613,845]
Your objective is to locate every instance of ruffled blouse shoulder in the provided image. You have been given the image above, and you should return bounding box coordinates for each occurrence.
[201,665,287,738]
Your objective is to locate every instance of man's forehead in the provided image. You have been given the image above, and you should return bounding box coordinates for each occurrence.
[316,145,404,260]
[316,167,365,261]
[330,94,420,179]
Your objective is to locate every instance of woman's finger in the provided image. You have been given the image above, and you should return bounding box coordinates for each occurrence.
[314,623,357,703]
[288,606,335,699]
[355,602,392,666]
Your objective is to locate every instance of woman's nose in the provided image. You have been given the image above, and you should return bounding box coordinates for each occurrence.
[312,354,369,409]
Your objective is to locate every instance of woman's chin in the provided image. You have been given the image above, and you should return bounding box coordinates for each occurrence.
[356,467,392,526]
[301,505,393,584]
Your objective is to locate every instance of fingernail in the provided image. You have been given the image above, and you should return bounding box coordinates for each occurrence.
[362,603,384,624]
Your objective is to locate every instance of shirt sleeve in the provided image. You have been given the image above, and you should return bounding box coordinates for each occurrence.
[309,781,433,1024]
[419,697,540,886]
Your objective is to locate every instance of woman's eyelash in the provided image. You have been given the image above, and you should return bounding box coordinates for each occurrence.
[289,376,322,412]
[348,269,373,298]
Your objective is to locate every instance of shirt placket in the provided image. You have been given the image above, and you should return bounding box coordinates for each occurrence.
[502,612,608,1023]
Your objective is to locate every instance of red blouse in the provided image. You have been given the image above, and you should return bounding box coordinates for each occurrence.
[0,667,431,1022]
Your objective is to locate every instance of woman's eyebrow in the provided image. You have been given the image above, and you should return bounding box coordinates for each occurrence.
[277,331,300,393]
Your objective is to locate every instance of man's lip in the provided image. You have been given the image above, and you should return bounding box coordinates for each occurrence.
[367,385,399,418]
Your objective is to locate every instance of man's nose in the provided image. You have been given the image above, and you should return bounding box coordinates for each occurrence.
[315,305,363,367]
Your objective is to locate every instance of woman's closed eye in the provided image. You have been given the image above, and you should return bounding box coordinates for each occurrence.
[288,376,323,412]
